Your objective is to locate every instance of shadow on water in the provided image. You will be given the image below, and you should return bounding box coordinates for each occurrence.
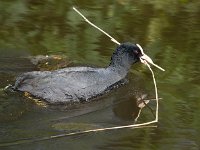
[0,0,200,149]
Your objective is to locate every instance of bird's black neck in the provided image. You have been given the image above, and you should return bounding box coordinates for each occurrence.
[108,55,132,78]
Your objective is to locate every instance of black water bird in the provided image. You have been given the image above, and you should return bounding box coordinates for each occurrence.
[14,43,147,104]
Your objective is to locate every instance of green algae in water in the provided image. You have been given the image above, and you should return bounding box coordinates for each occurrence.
[52,122,100,132]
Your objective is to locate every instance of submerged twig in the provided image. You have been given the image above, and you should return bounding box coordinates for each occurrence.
[73,7,120,45]
[134,109,142,122]
[143,101,156,118]
[140,100,156,118]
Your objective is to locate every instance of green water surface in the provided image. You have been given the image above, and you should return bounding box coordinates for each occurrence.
[0,0,199,150]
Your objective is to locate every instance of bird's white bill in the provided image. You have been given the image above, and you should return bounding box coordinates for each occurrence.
[140,54,165,71]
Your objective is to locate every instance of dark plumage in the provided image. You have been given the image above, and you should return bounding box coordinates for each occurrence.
[13,43,143,103]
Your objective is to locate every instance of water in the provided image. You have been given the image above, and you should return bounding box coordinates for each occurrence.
[0,0,199,149]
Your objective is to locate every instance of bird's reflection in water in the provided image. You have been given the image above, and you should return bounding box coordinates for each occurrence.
[113,96,140,121]
[111,74,154,124]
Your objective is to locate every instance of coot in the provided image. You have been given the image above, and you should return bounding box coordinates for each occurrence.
[13,43,147,103]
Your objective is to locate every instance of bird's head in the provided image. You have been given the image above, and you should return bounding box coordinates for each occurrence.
[110,42,165,72]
